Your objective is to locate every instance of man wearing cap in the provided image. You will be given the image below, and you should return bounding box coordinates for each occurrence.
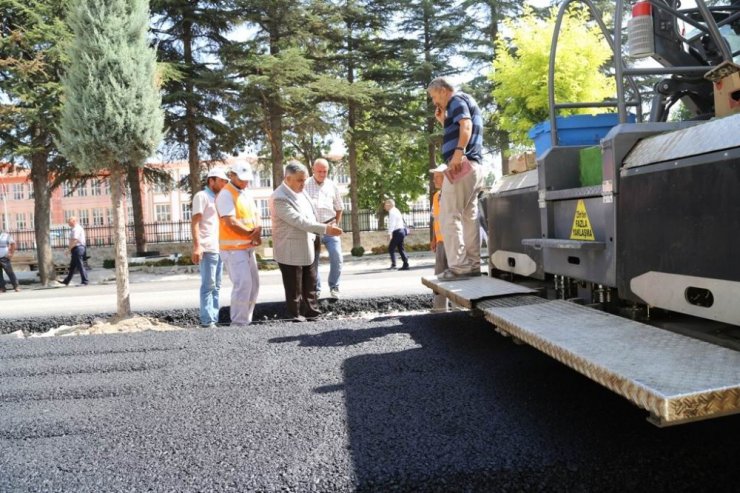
[191,167,229,328]
[305,158,344,299]
[427,77,484,281]
[430,164,449,311]
[215,163,262,326]
[270,162,343,322]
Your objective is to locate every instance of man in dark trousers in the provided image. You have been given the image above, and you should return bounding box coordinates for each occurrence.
[270,162,343,321]
[60,216,88,286]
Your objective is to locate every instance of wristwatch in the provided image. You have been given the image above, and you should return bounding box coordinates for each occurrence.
[454,146,465,151]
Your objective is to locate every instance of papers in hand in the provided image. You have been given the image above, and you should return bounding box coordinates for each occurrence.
[444,156,473,184]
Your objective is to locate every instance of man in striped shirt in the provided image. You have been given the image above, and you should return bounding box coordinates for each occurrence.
[427,77,484,281]
[305,158,344,299]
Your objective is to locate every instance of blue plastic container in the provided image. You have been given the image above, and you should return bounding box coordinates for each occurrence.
[528,113,636,157]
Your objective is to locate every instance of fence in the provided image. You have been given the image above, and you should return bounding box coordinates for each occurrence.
[9,207,432,252]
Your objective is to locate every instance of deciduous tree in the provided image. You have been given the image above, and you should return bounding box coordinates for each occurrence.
[492,6,616,146]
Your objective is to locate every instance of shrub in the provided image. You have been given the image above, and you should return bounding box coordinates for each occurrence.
[103,259,115,269]
[351,246,365,257]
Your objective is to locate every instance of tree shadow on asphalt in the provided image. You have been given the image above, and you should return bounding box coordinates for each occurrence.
[270,311,740,491]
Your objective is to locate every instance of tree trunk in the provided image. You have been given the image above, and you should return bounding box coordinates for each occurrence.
[348,101,361,247]
[110,166,131,319]
[268,96,284,189]
[127,166,147,254]
[345,26,361,248]
[30,144,54,285]
[183,18,201,198]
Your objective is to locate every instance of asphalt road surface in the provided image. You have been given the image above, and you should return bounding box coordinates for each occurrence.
[2,311,739,492]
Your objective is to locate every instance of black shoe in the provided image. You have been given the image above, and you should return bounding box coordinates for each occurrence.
[388,265,397,270]
[303,310,322,320]
[399,264,410,271]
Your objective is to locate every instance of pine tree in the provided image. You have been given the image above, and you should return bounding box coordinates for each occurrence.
[228,0,320,188]
[0,0,71,285]
[150,0,241,198]
[59,0,164,318]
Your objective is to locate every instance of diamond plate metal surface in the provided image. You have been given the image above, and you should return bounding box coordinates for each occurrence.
[421,276,536,309]
[482,300,740,424]
[623,114,740,168]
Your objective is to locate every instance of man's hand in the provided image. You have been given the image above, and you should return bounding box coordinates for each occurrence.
[326,225,343,237]
[431,241,436,253]
[434,105,445,124]
[448,150,463,173]
[249,226,262,243]
[192,245,203,265]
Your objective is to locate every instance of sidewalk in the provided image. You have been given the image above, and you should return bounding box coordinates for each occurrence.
[12,251,439,290]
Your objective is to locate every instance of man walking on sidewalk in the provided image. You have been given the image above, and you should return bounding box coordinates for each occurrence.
[60,216,88,286]
[384,199,409,271]
[305,158,344,299]
[0,229,20,293]
[191,168,229,328]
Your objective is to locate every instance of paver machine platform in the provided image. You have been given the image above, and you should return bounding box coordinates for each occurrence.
[425,0,740,426]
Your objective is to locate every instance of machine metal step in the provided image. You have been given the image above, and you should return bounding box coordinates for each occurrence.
[479,296,740,426]
[522,238,606,250]
[420,275,535,309]
[423,276,740,426]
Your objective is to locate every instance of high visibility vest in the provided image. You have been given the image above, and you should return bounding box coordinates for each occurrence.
[218,183,259,251]
[432,191,443,244]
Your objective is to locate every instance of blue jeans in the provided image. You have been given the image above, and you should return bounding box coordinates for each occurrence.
[199,252,223,325]
[314,234,343,291]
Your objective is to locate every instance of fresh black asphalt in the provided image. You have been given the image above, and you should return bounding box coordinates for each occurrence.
[2,306,739,492]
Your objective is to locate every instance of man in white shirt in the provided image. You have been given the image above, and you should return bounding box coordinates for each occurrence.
[384,199,409,270]
[191,167,229,328]
[0,229,20,292]
[305,158,344,299]
[60,216,88,286]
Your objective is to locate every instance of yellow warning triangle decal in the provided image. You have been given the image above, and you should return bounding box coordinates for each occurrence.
[570,199,595,240]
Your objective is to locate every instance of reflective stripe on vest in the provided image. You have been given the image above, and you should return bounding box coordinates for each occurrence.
[219,182,258,251]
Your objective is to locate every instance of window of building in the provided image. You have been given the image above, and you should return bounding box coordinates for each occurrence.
[258,199,269,219]
[181,203,192,221]
[0,214,6,230]
[335,167,350,184]
[77,181,88,197]
[62,182,73,197]
[258,170,272,189]
[16,213,26,230]
[92,208,105,226]
[127,204,134,224]
[28,184,34,200]
[64,210,75,222]
[29,213,35,229]
[78,210,90,226]
[104,180,111,195]
[91,180,102,196]
[107,208,113,225]
[342,197,352,211]
[155,204,171,222]
[12,184,24,200]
